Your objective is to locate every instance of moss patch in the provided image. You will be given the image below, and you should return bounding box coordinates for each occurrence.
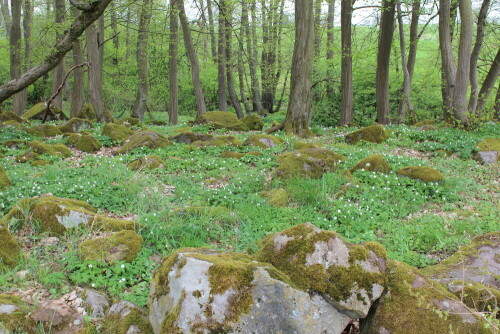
[397,166,444,183]
[15,151,39,163]
[0,294,31,331]
[168,132,213,144]
[115,130,170,155]
[127,156,165,171]
[122,117,141,126]
[102,308,153,334]
[476,138,500,161]
[241,115,264,131]
[28,141,72,158]
[76,103,97,121]
[345,124,389,144]
[191,136,242,148]
[220,151,261,158]
[79,230,143,263]
[0,111,25,123]
[58,118,93,133]
[276,148,346,179]
[102,123,134,142]
[25,124,62,137]
[259,188,290,207]
[193,111,249,131]
[23,102,67,121]
[243,134,285,148]
[0,220,21,269]
[93,215,141,232]
[351,154,391,173]
[68,134,101,153]
[0,166,11,189]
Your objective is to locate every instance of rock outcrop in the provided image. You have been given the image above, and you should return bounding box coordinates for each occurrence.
[115,131,170,155]
[193,111,248,131]
[276,148,346,179]
[345,124,389,145]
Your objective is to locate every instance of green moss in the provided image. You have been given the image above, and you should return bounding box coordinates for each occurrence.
[243,134,285,148]
[448,280,500,313]
[76,103,97,121]
[28,141,72,158]
[351,154,391,173]
[115,130,170,155]
[0,111,24,123]
[123,117,141,126]
[68,134,101,153]
[23,102,67,121]
[25,124,62,137]
[102,309,153,334]
[396,166,444,183]
[477,138,500,161]
[79,230,143,263]
[58,118,93,133]
[160,295,184,334]
[259,188,290,207]
[361,261,489,334]
[2,140,27,149]
[127,156,165,171]
[276,148,346,179]
[0,166,11,189]
[30,160,51,167]
[102,123,134,142]
[2,120,24,128]
[220,151,261,158]
[0,220,21,269]
[93,215,141,232]
[241,115,264,131]
[15,151,39,163]
[191,136,242,148]
[168,132,213,144]
[193,111,249,131]
[0,294,30,331]
[345,124,389,144]
[293,141,323,150]
[146,120,168,126]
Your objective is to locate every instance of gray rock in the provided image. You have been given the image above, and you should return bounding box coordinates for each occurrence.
[105,300,152,334]
[76,288,110,318]
[30,300,85,334]
[477,151,498,165]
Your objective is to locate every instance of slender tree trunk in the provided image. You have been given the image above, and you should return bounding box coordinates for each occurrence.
[314,0,322,57]
[218,0,228,111]
[110,1,119,65]
[247,0,264,114]
[168,0,179,125]
[225,5,243,119]
[494,84,500,121]
[10,0,23,115]
[376,0,396,124]
[396,0,414,123]
[340,0,353,125]
[439,0,456,122]
[18,0,31,113]
[206,0,217,60]
[468,0,491,114]
[0,0,11,35]
[125,5,132,60]
[282,0,314,137]
[198,0,208,62]
[70,6,84,117]
[178,0,207,116]
[475,48,500,116]
[86,21,105,121]
[132,0,152,121]
[52,0,66,110]
[326,0,335,96]
[238,46,252,114]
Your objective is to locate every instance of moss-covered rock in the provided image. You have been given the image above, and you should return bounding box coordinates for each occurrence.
[241,115,264,131]
[193,111,249,131]
[476,138,499,163]
[0,166,11,189]
[5,196,97,236]
[360,261,490,334]
[102,301,153,334]
[67,133,101,153]
[114,130,170,155]
[243,134,285,148]
[58,118,93,133]
[25,124,62,137]
[445,280,500,314]
[2,139,27,149]
[15,150,39,163]
[0,294,31,331]
[256,223,387,318]
[220,151,261,158]
[0,111,25,123]
[122,117,141,126]
[79,230,143,263]
[2,120,24,128]
[351,154,391,173]
[259,188,290,207]
[30,159,51,167]
[102,123,134,142]
[28,141,72,158]
[76,103,97,121]
[22,102,68,121]
[0,220,21,269]
[93,215,141,232]
[146,120,168,126]
[168,132,213,144]
[191,135,242,147]
[345,124,389,144]
[293,141,323,150]
[275,148,346,179]
[127,156,165,171]
[396,166,444,183]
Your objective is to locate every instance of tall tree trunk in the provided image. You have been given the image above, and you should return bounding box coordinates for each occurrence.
[237,46,252,114]
[168,0,179,125]
[0,0,11,35]
[206,0,217,60]
[19,0,31,112]
[475,47,500,116]
[224,3,243,118]
[340,0,353,125]
[468,0,491,114]
[218,0,228,111]
[52,0,66,110]
[376,0,396,124]
[326,0,335,96]
[439,0,456,122]
[246,0,264,114]
[70,9,84,118]
[9,0,23,115]
[198,0,208,62]
[282,0,314,137]
[109,1,119,65]
[132,0,152,121]
[396,0,414,123]
[494,84,500,121]
[125,4,132,60]
[86,21,105,121]
[314,0,322,57]
[178,0,207,116]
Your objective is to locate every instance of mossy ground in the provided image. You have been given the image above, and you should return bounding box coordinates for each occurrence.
[102,123,134,142]
[396,166,444,183]
[351,154,391,173]
[79,230,143,263]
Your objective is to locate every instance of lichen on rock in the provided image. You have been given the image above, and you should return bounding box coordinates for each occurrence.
[243,134,285,148]
[351,154,391,173]
[345,124,389,145]
[115,130,170,155]
[193,111,249,131]
[102,123,134,142]
[67,134,102,153]
[79,230,143,263]
[276,148,346,179]
[396,166,444,183]
[128,156,165,171]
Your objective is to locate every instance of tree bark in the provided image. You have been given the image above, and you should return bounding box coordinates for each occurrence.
[439,0,456,122]
[237,46,252,114]
[376,0,396,124]
[109,1,119,65]
[19,0,31,113]
[52,0,66,110]
[247,0,264,114]
[125,4,132,60]
[178,0,207,116]
[132,0,152,121]
[86,20,105,121]
[475,47,500,116]
[282,0,314,137]
[326,0,335,96]
[168,0,179,125]
[396,0,414,123]
[467,0,491,114]
[1,0,11,35]
[494,84,500,121]
[340,0,353,125]
[218,0,228,111]
[0,0,113,104]
[206,0,217,60]
[9,0,23,115]
[225,3,244,119]
[314,0,322,57]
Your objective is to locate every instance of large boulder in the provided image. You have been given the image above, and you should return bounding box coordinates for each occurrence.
[28,141,72,158]
[0,111,25,123]
[149,248,351,334]
[476,138,499,164]
[345,124,389,145]
[243,134,285,148]
[193,111,249,131]
[102,300,153,334]
[241,115,264,131]
[168,132,213,144]
[396,166,444,183]
[360,261,490,334]
[79,230,143,263]
[58,118,93,133]
[102,123,134,142]
[276,148,346,179]
[25,124,62,137]
[0,166,11,189]
[23,102,68,121]
[67,134,101,153]
[114,130,170,155]
[76,103,97,121]
[351,154,391,173]
[191,136,241,147]
[0,220,21,269]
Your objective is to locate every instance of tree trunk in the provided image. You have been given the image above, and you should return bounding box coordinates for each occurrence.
[467,0,491,114]
[52,0,66,110]
[0,0,113,104]
[225,3,244,119]
[18,0,31,113]
[326,0,335,96]
[86,21,105,121]
[178,0,207,116]
[282,0,314,137]
[340,0,353,125]
[237,46,252,115]
[168,0,179,125]
[125,4,131,60]
[494,84,500,121]
[246,0,264,115]
[109,1,119,65]
[475,47,500,116]
[9,0,23,115]
[218,0,228,111]
[396,0,414,123]
[314,0,322,57]
[132,0,152,121]
[1,0,11,35]
[70,7,84,118]
[206,0,217,60]
[439,0,456,122]
[376,0,396,125]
